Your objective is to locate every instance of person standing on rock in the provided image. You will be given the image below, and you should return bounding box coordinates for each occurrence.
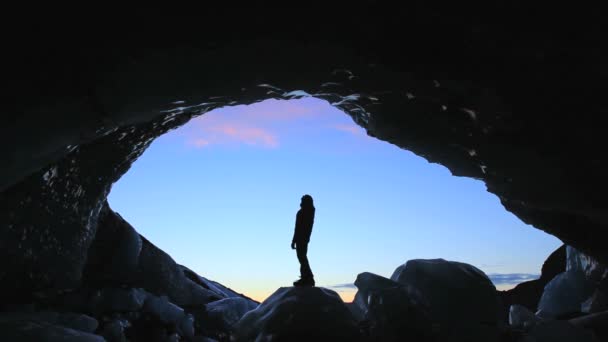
[291,194,316,286]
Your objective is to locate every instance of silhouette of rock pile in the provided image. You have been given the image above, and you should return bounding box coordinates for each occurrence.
[226,256,605,342]
[499,245,567,313]
[348,259,500,342]
[232,287,359,342]
[504,246,608,341]
[0,203,259,341]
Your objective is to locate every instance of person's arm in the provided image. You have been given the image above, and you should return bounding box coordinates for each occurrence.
[303,210,315,241]
[291,211,301,249]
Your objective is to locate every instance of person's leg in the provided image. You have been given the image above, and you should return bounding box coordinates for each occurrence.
[296,242,314,280]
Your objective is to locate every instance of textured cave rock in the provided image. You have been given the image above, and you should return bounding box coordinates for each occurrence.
[1,4,608,307]
[204,297,259,332]
[352,272,434,341]
[0,311,98,334]
[390,259,501,341]
[570,311,608,341]
[83,202,222,307]
[0,320,104,342]
[536,246,604,319]
[525,320,597,342]
[508,304,538,329]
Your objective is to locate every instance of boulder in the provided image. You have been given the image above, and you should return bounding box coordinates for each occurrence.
[232,287,359,342]
[180,265,255,300]
[83,204,221,308]
[205,297,258,331]
[353,272,433,341]
[0,311,98,333]
[567,246,606,282]
[582,290,608,314]
[134,236,220,307]
[164,333,180,342]
[54,313,99,334]
[92,288,148,314]
[508,304,538,329]
[499,245,566,314]
[525,320,597,342]
[142,294,194,338]
[390,259,500,341]
[537,270,594,319]
[99,319,130,342]
[0,319,104,342]
[570,310,608,340]
[83,202,143,284]
[192,337,219,342]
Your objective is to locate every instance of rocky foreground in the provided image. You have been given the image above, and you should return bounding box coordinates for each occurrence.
[1,211,606,342]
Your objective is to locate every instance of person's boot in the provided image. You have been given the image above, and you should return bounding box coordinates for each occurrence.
[293,277,315,287]
[304,277,315,287]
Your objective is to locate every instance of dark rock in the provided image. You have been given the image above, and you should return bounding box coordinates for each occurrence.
[346,295,365,322]
[353,272,434,341]
[99,319,130,342]
[55,313,99,334]
[582,290,608,314]
[135,236,221,307]
[191,337,219,342]
[567,246,607,283]
[537,246,597,319]
[0,311,98,333]
[526,320,597,342]
[0,319,104,342]
[391,259,501,341]
[205,297,258,331]
[508,304,538,329]
[180,265,257,301]
[540,245,568,282]
[83,202,143,285]
[537,270,594,319]
[83,203,221,308]
[92,288,148,314]
[570,310,608,341]
[52,290,93,313]
[142,294,194,338]
[232,287,359,342]
[179,313,195,339]
[164,333,180,342]
[499,245,566,316]
[125,315,170,342]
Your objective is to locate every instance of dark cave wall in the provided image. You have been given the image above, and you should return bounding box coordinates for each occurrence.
[1,5,607,296]
[0,114,192,300]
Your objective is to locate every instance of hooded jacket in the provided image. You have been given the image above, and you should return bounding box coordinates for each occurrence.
[292,206,315,243]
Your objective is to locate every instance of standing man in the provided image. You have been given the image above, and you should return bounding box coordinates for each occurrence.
[291,194,316,286]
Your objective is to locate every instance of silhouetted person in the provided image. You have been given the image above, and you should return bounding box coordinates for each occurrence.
[291,194,315,286]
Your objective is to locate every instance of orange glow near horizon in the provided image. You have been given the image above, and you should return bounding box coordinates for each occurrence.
[246,288,356,304]
[246,284,514,304]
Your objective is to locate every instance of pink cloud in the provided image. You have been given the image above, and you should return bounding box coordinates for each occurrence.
[210,124,278,148]
[170,98,355,149]
[181,114,279,149]
[191,138,210,148]
[334,123,365,136]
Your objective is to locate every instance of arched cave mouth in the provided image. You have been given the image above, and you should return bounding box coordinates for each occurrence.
[2,8,608,340]
[107,97,561,302]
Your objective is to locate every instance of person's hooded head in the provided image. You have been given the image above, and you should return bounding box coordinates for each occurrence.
[300,194,314,210]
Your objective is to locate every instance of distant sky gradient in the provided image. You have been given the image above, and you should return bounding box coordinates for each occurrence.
[108,98,561,302]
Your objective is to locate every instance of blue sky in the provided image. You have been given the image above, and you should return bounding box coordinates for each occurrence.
[108,98,562,302]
